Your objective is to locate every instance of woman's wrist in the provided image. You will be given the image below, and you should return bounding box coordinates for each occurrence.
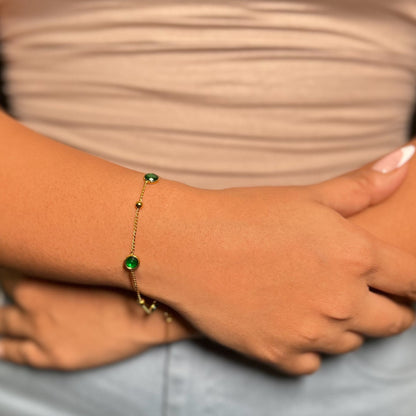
[133,177,214,304]
[0,110,207,292]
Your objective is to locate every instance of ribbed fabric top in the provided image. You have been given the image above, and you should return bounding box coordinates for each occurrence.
[1,0,416,188]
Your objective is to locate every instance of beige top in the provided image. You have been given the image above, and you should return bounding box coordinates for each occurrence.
[2,3,416,414]
[1,0,416,189]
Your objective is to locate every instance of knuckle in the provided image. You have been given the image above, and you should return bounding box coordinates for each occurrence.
[342,231,377,277]
[330,335,363,354]
[386,318,407,336]
[348,338,364,352]
[296,322,327,346]
[261,344,288,368]
[325,296,357,321]
[289,354,321,376]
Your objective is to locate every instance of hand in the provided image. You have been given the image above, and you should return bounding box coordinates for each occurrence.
[137,145,416,375]
[0,268,195,370]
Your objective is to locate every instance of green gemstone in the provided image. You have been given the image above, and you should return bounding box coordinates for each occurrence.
[124,255,140,270]
[144,173,159,183]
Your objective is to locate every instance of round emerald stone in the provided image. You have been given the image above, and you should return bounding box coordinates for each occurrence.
[144,173,159,183]
[124,255,140,270]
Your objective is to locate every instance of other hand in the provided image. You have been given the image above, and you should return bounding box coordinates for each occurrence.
[0,268,195,370]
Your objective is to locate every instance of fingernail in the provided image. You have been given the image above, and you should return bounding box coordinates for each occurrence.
[372,144,415,173]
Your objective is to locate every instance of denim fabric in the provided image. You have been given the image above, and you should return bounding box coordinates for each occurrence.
[0,331,416,416]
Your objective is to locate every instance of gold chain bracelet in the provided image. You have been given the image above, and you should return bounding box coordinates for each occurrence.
[123,173,161,315]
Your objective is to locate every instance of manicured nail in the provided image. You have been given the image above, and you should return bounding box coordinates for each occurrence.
[372,144,415,173]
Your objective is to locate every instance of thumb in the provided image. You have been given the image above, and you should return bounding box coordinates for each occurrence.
[310,143,415,217]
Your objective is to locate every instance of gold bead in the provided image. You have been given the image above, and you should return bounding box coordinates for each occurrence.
[164,312,173,323]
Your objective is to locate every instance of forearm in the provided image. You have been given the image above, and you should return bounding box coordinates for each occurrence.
[2,122,416,374]
[350,138,416,254]
[0,111,196,289]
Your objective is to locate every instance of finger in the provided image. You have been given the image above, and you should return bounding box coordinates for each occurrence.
[280,352,322,376]
[312,331,364,355]
[0,339,48,368]
[366,236,416,300]
[351,292,415,338]
[310,144,415,217]
[0,306,31,338]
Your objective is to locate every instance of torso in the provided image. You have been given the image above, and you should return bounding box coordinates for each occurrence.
[1,0,416,188]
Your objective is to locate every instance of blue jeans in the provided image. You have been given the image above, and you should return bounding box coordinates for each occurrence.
[0,329,416,416]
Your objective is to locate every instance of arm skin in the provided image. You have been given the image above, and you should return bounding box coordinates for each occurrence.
[2,109,416,375]
[0,110,198,289]
[1,138,416,371]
